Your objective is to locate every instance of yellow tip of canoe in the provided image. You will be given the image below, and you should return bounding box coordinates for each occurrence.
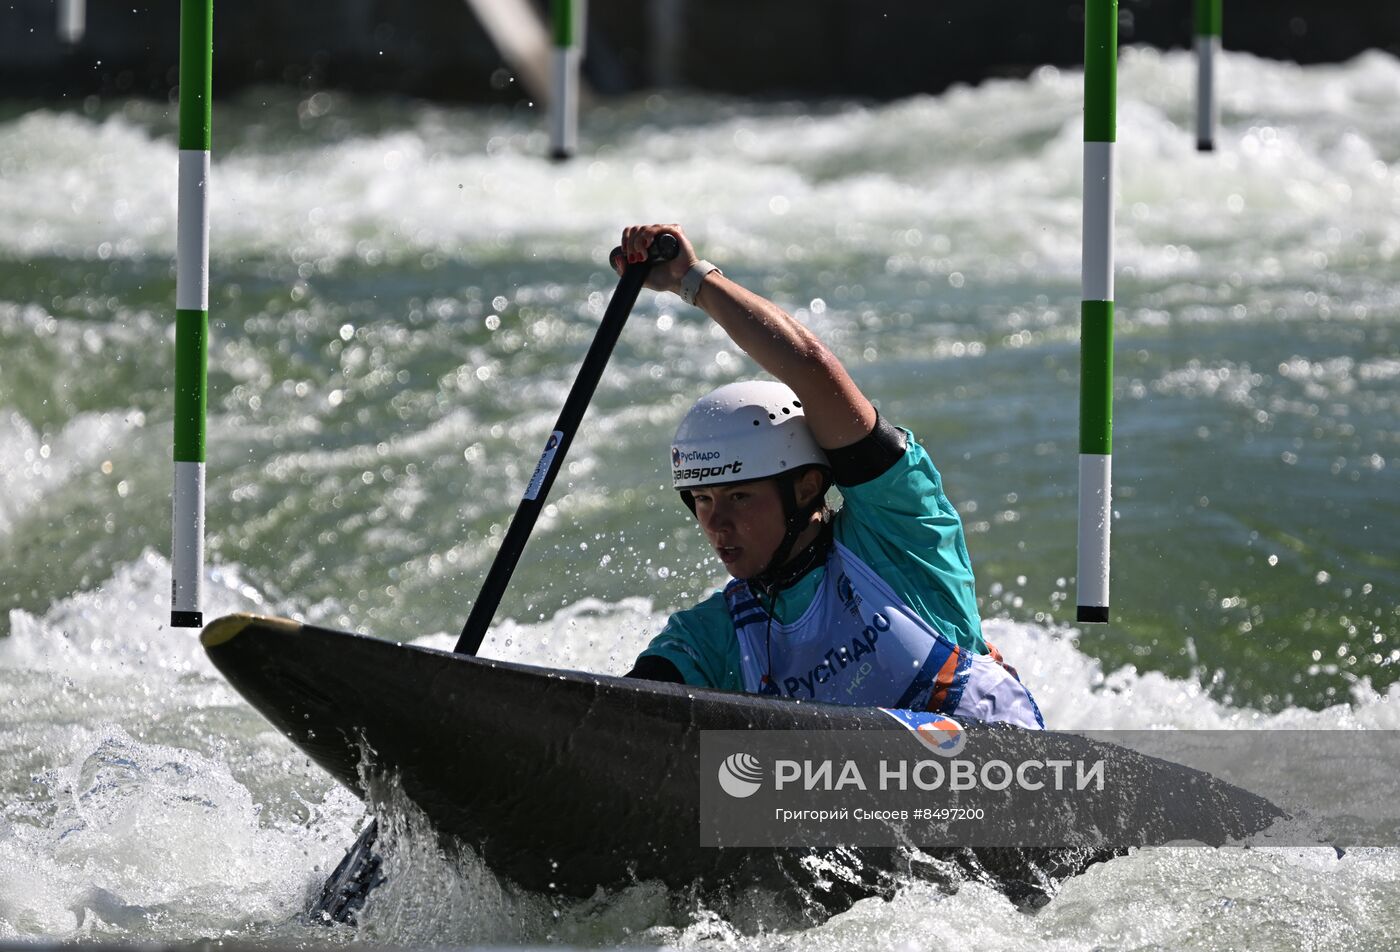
[200,612,301,648]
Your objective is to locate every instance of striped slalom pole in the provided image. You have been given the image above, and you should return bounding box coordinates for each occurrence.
[1195,0,1222,151]
[171,0,212,629]
[549,0,580,160]
[1078,0,1116,625]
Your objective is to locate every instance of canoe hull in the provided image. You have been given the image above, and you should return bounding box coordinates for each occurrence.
[201,613,1279,905]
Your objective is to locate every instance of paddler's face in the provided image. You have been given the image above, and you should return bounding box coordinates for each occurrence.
[690,479,788,579]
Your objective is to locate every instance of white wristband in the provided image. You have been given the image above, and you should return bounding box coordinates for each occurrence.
[681,260,721,306]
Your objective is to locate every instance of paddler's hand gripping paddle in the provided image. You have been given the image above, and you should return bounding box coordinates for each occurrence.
[454,233,680,655]
[311,237,681,924]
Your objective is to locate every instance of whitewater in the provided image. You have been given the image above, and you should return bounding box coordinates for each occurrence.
[1,47,1398,948]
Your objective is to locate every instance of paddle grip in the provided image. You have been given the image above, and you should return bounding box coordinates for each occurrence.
[608,232,680,271]
[455,232,679,657]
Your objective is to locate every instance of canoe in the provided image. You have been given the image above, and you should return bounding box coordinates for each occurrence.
[201,613,1283,916]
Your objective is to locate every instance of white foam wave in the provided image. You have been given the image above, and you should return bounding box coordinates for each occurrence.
[2,554,1397,945]
[441,597,1400,731]
[0,549,271,680]
[0,111,176,260]
[983,618,1400,730]
[5,546,1394,733]
[0,409,143,537]
[0,722,359,940]
[4,50,1397,297]
[0,554,364,941]
[736,846,1398,952]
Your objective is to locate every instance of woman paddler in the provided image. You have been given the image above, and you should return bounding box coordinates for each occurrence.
[618,225,1042,729]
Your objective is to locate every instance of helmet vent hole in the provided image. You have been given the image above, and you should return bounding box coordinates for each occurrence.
[793,400,802,407]
[781,407,791,414]
[752,419,761,426]
[768,413,776,420]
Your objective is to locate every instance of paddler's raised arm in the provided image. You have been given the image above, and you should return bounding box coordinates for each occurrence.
[617,224,877,449]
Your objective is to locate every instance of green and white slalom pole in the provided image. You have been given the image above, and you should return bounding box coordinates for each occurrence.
[1195,0,1221,151]
[171,0,212,629]
[549,0,580,160]
[1078,0,1116,625]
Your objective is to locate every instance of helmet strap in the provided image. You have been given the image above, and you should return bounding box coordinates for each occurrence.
[678,468,832,595]
[753,469,831,595]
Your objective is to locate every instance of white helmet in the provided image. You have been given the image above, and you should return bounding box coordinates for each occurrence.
[670,380,829,491]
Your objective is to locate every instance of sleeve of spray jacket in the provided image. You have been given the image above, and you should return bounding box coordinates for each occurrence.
[634,592,744,690]
[835,430,988,654]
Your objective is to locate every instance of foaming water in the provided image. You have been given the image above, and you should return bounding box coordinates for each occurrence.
[773,848,1399,952]
[2,725,348,939]
[0,555,360,942]
[1,46,1399,948]
[3,549,1400,946]
[0,409,142,537]
[4,49,1398,285]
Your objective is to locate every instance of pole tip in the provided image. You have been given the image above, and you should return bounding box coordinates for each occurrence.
[1196,141,1215,152]
[171,610,204,628]
[1076,605,1109,624]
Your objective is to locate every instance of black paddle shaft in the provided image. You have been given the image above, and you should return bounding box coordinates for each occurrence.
[455,234,680,655]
